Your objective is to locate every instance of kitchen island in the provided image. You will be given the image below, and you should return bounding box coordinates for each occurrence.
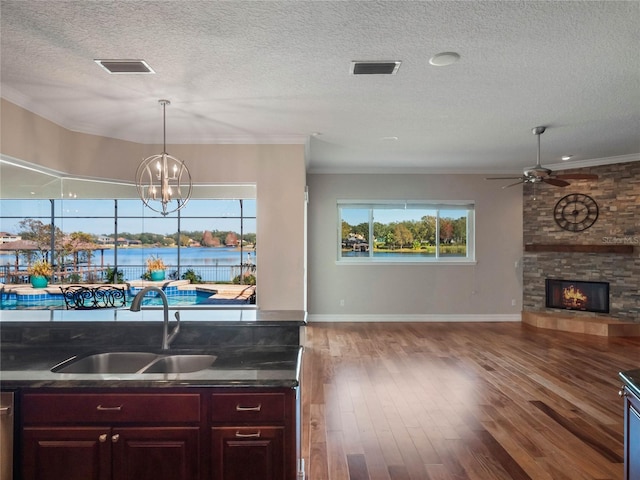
[0,309,306,480]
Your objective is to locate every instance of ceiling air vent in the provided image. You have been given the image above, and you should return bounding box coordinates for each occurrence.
[94,59,155,74]
[350,61,401,75]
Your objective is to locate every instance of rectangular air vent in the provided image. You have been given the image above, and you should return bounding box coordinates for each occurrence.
[350,61,401,75]
[94,59,155,74]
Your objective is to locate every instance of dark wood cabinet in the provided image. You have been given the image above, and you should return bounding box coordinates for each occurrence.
[23,426,111,480]
[208,390,298,480]
[19,387,300,480]
[21,391,201,480]
[112,427,200,480]
[623,385,640,480]
[211,426,284,480]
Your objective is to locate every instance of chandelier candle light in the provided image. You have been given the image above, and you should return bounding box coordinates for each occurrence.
[136,99,192,216]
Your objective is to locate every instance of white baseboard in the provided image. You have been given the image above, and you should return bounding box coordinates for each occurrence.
[307,313,522,323]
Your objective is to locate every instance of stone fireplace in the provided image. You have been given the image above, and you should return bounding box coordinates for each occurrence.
[521,160,640,333]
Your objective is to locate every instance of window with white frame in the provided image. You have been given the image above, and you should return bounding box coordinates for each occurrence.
[338,200,475,263]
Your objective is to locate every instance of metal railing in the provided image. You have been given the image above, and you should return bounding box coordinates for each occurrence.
[0,263,256,285]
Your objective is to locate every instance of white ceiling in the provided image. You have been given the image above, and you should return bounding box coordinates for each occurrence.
[1,1,639,174]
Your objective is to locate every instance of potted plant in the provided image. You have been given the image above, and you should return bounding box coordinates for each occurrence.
[146,255,166,281]
[28,259,53,288]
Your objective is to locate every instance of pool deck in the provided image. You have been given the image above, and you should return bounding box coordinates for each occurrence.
[1,280,256,303]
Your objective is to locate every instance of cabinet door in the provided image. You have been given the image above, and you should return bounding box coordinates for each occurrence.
[626,391,640,480]
[211,426,284,480]
[22,427,111,480]
[112,427,200,480]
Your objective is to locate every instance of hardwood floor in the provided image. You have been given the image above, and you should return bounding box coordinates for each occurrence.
[300,322,640,480]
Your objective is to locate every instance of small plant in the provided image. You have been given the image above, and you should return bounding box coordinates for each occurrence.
[146,255,166,272]
[232,274,256,285]
[105,267,124,283]
[67,272,81,283]
[181,268,203,284]
[28,260,53,278]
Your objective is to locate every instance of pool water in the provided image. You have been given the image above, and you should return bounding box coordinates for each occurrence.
[0,290,227,310]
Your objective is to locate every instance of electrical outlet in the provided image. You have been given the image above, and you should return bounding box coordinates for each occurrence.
[339,299,345,307]
[511,299,517,306]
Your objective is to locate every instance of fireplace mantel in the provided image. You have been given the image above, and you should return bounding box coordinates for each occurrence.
[524,244,634,254]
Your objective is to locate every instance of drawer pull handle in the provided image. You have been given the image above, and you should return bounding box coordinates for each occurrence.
[235,430,261,438]
[96,405,123,411]
[0,406,11,417]
[112,434,120,443]
[236,403,261,412]
[99,434,108,443]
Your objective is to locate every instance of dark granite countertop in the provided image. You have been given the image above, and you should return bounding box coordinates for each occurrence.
[619,368,640,399]
[0,309,305,389]
[0,308,307,325]
[0,345,302,389]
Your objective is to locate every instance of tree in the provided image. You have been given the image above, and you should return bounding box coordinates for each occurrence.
[421,215,436,245]
[61,232,95,272]
[440,219,454,244]
[225,232,238,247]
[341,221,351,241]
[453,217,467,244]
[179,234,191,246]
[17,218,61,261]
[385,231,396,249]
[394,223,413,249]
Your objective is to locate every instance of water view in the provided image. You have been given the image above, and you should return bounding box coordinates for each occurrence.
[0,246,256,284]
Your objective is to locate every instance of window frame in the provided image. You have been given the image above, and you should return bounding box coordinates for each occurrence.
[337,199,476,265]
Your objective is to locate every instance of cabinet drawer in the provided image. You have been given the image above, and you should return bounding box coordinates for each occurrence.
[211,392,285,423]
[22,393,200,425]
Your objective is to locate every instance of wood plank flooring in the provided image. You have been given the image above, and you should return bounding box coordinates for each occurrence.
[300,322,640,480]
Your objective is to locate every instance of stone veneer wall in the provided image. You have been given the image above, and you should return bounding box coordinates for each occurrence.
[522,161,640,322]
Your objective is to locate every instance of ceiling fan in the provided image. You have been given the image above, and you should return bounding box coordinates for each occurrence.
[486,126,598,188]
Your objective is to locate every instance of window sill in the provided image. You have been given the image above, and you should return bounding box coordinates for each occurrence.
[336,259,477,266]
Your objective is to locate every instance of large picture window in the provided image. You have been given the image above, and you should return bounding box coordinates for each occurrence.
[0,159,257,309]
[338,200,475,263]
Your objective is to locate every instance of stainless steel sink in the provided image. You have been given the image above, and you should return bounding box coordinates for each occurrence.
[141,355,217,374]
[51,352,160,374]
[52,352,217,374]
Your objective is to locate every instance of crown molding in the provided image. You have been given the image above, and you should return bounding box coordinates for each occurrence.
[547,153,640,171]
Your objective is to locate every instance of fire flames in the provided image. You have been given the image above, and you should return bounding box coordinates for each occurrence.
[562,285,588,309]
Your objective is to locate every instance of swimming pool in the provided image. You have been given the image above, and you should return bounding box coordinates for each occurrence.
[0,290,231,310]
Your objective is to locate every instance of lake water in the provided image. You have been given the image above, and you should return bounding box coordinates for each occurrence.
[1,246,255,268]
[0,246,256,283]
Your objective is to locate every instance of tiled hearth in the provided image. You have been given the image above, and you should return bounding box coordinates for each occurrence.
[522,310,640,337]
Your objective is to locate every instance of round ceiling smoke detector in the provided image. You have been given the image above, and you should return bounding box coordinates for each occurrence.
[429,52,460,67]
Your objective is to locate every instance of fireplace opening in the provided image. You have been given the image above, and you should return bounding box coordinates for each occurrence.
[545,279,609,313]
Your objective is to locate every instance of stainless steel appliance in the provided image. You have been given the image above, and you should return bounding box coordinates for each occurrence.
[0,392,14,480]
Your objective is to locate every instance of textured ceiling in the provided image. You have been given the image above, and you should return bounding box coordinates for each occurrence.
[1,0,639,174]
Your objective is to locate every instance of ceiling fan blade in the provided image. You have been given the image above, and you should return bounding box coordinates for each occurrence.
[554,173,599,180]
[502,180,525,188]
[485,177,524,180]
[543,178,570,187]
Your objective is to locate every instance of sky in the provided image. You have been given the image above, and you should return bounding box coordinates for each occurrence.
[0,199,256,236]
[341,207,467,225]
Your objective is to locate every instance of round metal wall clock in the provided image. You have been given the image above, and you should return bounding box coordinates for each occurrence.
[553,193,599,232]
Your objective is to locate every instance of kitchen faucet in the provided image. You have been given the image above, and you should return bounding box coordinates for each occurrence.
[130,286,180,350]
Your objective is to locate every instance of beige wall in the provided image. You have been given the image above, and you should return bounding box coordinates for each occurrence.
[306,173,523,320]
[1,99,307,311]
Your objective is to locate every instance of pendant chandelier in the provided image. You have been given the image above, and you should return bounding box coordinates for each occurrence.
[135,99,192,216]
